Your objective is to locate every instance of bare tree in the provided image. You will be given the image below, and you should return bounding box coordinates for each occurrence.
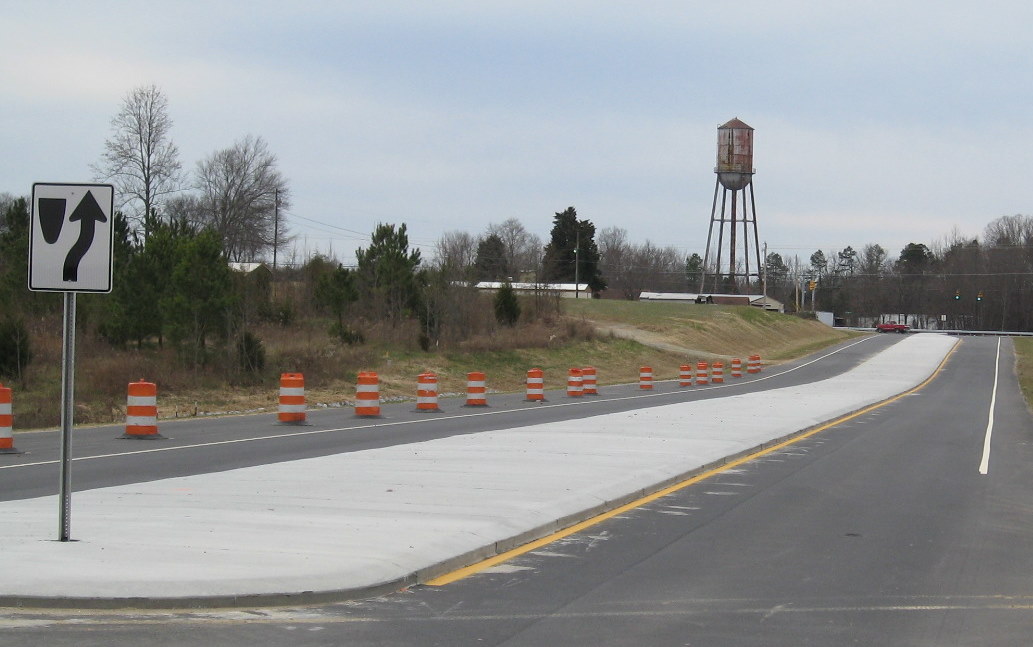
[598,226,632,298]
[93,85,184,229]
[487,218,541,280]
[195,135,290,262]
[625,241,682,296]
[433,230,478,278]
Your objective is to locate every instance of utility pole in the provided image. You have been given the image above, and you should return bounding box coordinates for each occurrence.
[273,188,280,271]
[762,242,768,307]
[574,227,580,299]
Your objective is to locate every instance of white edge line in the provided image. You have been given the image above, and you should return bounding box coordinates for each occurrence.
[978,337,1002,475]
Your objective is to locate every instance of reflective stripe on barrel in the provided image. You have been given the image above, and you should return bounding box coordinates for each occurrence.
[466,371,487,406]
[567,368,583,397]
[696,362,709,385]
[356,372,381,416]
[581,367,597,395]
[417,372,440,411]
[639,366,653,390]
[125,379,160,438]
[711,362,724,384]
[526,368,544,401]
[0,383,14,452]
[731,358,743,378]
[278,372,306,423]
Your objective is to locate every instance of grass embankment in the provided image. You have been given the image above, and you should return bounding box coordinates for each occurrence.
[1011,338,1033,408]
[8,302,856,431]
[563,299,851,361]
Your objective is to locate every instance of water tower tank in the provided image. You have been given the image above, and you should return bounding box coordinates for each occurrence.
[716,118,754,190]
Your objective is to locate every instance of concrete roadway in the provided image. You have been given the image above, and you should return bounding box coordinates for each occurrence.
[1,333,891,501]
[2,336,1030,646]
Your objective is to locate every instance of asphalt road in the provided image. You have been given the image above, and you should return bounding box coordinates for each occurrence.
[1,334,892,501]
[5,335,1031,646]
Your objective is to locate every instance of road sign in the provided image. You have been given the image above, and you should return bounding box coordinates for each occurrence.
[29,183,114,293]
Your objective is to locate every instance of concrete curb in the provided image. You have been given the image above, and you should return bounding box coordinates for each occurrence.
[0,414,878,610]
[0,336,955,610]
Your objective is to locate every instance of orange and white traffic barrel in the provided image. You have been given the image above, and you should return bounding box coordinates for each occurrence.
[696,361,709,385]
[416,372,440,412]
[567,368,583,397]
[748,355,762,374]
[679,365,693,387]
[465,371,487,406]
[711,362,724,384]
[277,372,306,424]
[731,358,743,378]
[122,379,164,439]
[0,383,19,454]
[581,367,598,395]
[356,372,381,416]
[639,366,653,390]
[526,368,544,401]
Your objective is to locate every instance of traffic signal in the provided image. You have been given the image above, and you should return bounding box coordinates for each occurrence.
[808,280,817,291]
[954,290,960,300]
[977,291,984,301]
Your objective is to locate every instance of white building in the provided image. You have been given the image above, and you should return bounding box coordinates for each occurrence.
[474,282,591,299]
[638,292,784,313]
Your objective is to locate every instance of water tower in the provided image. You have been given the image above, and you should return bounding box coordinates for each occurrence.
[699,118,761,293]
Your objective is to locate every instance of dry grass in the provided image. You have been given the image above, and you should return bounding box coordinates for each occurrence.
[6,300,855,431]
[1012,337,1033,411]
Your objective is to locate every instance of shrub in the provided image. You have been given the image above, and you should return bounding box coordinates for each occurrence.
[493,283,521,326]
[237,331,266,374]
[329,322,366,345]
[0,317,32,380]
[261,299,295,327]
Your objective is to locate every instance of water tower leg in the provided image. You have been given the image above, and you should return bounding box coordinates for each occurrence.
[713,187,728,292]
[729,189,738,292]
[749,182,762,285]
[700,178,720,293]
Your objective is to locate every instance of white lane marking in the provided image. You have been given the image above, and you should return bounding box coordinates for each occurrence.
[978,337,1002,475]
[0,337,877,471]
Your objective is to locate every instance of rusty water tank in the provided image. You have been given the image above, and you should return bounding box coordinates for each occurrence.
[716,117,754,190]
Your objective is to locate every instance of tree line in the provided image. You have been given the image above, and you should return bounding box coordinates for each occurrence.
[762,215,1033,331]
[5,83,1032,387]
[0,187,613,382]
[92,85,290,262]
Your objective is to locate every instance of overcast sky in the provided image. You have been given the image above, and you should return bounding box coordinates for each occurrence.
[3,1,1032,267]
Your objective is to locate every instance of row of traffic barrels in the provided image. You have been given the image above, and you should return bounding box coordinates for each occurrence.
[0,356,762,449]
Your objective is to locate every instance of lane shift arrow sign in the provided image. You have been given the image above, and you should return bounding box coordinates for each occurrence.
[62,190,107,282]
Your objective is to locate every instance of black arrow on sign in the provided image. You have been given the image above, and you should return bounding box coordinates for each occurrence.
[62,191,108,282]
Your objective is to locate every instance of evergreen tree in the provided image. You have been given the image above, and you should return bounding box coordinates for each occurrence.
[493,282,521,326]
[131,217,198,346]
[355,223,425,324]
[0,197,29,307]
[685,253,704,290]
[542,206,606,295]
[315,264,359,334]
[474,233,508,281]
[0,316,31,381]
[93,211,138,345]
[160,229,236,366]
[0,197,59,316]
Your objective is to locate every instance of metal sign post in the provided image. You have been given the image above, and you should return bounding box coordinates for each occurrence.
[58,292,76,541]
[29,183,114,542]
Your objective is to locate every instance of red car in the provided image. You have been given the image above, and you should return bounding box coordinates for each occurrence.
[875,321,910,333]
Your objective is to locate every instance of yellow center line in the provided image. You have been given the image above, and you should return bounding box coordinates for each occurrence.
[425,340,959,586]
